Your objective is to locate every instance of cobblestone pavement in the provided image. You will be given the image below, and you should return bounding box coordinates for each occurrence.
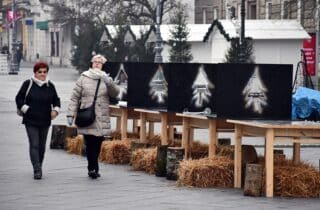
[0,62,319,210]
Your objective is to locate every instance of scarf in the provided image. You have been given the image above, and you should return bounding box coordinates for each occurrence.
[31,76,50,87]
[82,68,107,80]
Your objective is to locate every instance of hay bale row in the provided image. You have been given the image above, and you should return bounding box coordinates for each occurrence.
[273,164,320,198]
[216,145,234,158]
[65,135,84,155]
[110,131,139,140]
[190,141,209,159]
[99,140,131,164]
[177,156,234,188]
[146,135,161,145]
[258,157,320,198]
[131,148,157,174]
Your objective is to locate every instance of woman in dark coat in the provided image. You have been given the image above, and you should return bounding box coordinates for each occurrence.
[15,61,61,179]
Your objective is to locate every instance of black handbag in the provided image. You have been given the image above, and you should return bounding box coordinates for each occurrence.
[75,79,101,127]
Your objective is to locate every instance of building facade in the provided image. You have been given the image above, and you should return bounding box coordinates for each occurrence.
[0,0,73,66]
[195,0,318,33]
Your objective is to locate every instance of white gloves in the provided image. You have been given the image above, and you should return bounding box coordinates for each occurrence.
[67,116,74,126]
[102,73,113,86]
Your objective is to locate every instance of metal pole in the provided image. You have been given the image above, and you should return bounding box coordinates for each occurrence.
[315,0,320,90]
[239,0,245,63]
[9,0,18,74]
[154,0,163,63]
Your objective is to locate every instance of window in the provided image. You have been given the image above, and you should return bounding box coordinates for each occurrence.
[50,32,55,56]
[213,8,218,20]
[229,6,236,19]
[202,8,207,23]
[249,4,256,19]
[50,31,60,57]
[266,2,272,19]
[282,0,289,19]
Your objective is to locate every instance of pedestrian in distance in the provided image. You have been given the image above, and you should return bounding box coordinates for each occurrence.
[67,54,120,179]
[15,61,61,180]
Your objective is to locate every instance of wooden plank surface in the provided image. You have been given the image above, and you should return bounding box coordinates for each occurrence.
[227,119,320,129]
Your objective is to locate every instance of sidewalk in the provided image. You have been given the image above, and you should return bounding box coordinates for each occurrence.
[0,63,319,210]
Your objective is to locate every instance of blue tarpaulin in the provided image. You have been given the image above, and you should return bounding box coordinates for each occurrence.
[292,87,320,120]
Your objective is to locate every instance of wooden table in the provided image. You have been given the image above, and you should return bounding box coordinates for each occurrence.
[227,119,320,197]
[176,113,233,158]
[109,105,140,139]
[134,109,182,145]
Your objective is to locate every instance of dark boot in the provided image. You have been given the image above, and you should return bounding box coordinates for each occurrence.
[34,169,42,180]
[88,170,98,179]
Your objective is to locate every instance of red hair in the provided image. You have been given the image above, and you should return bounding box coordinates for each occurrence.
[33,61,49,73]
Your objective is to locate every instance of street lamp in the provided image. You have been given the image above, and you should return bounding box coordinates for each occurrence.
[154,0,163,63]
[9,0,19,74]
[239,0,246,63]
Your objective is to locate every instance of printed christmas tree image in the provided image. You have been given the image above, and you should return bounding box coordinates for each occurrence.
[114,63,128,100]
[149,65,168,104]
[191,65,214,108]
[242,66,268,114]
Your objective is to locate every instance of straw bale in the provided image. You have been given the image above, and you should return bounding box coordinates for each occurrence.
[110,131,139,140]
[177,156,234,188]
[168,139,182,147]
[142,134,181,147]
[66,135,84,155]
[99,140,110,161]
[216,145,234,159]
[190,141,209,159]
[111,131,121,140]
[99,140,131,164]
[258,156,320,198]
[131,148,157,174]
[273,164,320,198]
[146,135,161,145]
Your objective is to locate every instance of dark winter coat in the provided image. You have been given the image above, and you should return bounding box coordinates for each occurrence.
[15,79,61,126]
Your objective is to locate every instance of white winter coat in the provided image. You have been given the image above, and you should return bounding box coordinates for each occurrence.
[67,69,119,136]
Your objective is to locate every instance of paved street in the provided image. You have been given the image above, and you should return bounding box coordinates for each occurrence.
[0,62,319,210]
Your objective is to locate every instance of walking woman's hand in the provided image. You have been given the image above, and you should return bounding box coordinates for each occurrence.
[51,110,58,120]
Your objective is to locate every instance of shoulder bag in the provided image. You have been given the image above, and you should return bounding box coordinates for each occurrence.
[17,79,33,116]
[75,79,101,127]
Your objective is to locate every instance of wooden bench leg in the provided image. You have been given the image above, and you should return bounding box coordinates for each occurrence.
[161,113,168,145]
[265,128,274,198]
[208,120,217,158]
[140,113,146,143]
[234,125,242,188]
[121,108,128,140]
[293,141,301,165]
[182,118,190,159]
[149,122,154,139]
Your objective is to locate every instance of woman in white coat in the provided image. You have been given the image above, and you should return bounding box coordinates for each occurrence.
[67,54,119,179]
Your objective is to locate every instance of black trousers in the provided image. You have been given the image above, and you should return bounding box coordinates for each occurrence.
[25,125,49,172]
[83,135,104,173]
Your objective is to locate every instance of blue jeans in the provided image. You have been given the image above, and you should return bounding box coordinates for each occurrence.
[25,125,49,172]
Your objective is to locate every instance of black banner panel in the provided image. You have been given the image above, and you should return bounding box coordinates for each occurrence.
[215,63,292,120]
[127,62,170,110]
[167,63,217,117]
[103,62,129,104]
